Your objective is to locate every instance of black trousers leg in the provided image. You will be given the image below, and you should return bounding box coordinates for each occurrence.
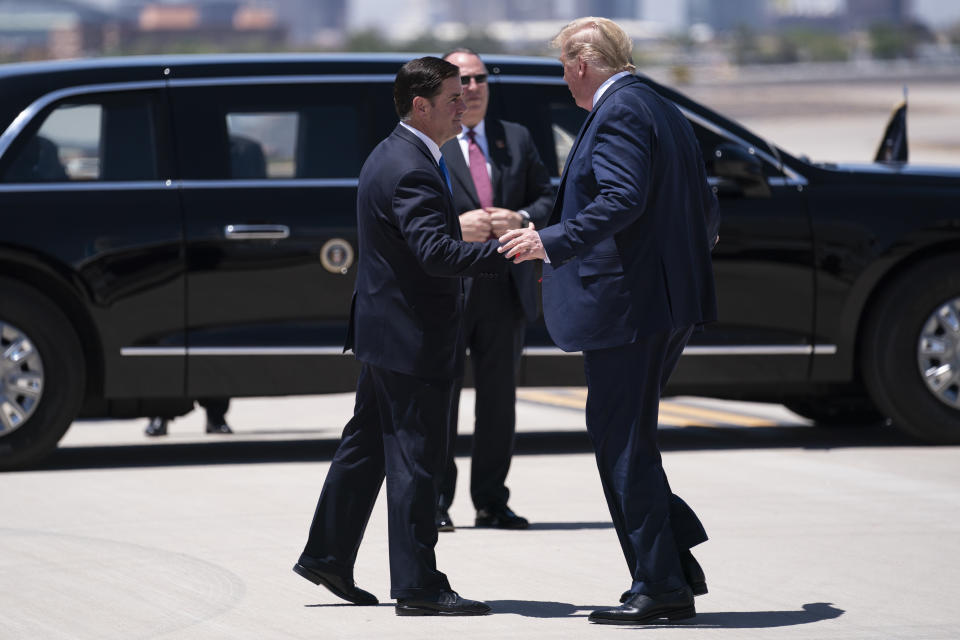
[660,328,708,550]
[583,327,701,596]
[468,280,524,510]
[437,376,461,512]
[438,279,524,512]
[197,397,229,424]
[301,365,385,576]
[301,364,452,598]
[371,366,452,599]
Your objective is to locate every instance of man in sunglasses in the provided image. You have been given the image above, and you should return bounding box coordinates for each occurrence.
[437,48,554,533]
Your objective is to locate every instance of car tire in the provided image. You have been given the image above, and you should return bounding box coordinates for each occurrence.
[861,256,960,444]
[0,277,85,469]
[782,397,884,427]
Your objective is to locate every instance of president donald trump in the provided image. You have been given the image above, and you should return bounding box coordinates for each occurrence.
[499,18,721,625]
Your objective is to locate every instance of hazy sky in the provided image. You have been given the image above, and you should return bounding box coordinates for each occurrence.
[913,0,960,25]
[69,0,960,32]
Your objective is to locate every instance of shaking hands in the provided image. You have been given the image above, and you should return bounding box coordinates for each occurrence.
[498,223,545,264]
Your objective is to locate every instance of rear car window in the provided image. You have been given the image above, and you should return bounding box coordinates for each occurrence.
[170,84,367,181]
[2,92,158,183]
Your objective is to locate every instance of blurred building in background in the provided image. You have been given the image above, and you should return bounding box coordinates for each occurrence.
[689,0,769,32]
[0,0,958,62]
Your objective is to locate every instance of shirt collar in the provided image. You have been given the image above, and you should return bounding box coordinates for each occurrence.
[400,121,442,163]
[459,119,486,140]
[593,71,632,108]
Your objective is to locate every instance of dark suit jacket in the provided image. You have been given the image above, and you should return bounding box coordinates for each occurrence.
[346,124,506,378]
[440,119,554,321]
[539,75,720,352]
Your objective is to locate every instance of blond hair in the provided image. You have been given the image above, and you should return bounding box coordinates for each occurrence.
[551,17,636,75]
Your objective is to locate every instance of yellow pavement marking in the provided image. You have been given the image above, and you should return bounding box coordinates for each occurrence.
[658,402,776,427]
[517,389,587,410]
[517,389,777,428]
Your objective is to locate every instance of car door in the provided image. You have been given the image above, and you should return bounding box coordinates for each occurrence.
[672,112,814,387]
[493,76,815,389]
[0,87,185,398]
[167,79,381,397]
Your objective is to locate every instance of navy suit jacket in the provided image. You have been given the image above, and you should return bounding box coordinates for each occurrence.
[347,124,506,377]
[440,119,554,322]
[539,75,720,352]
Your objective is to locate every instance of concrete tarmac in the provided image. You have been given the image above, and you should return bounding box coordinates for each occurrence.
[2,391,959,639]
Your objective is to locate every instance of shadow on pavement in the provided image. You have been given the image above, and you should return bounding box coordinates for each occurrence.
[485,600,844,626]
[523,521,614,531]
[25,422,921,471]
[452,521,613,531]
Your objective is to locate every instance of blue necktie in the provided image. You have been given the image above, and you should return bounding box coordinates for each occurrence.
[438,156,453,194]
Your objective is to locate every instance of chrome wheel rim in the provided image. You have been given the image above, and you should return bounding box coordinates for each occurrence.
[0,321,44,435]
[918,297,960,409]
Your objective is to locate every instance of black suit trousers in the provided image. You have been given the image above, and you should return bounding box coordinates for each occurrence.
[301,363,453,599]
[439,277,525,511]
[582,326,707,596]
[197,397,228,424]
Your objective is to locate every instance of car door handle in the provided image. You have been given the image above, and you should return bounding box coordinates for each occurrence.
[224,224,290,240]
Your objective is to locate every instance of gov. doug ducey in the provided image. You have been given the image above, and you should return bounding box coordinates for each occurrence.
[293,56,508,617]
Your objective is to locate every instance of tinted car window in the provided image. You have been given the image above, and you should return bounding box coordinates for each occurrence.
[489,81,583,178]
[2,92,158,183]
[689,119,781,179]
[171,84,365,180]
[550,101,584,174]
[226,112,290,178]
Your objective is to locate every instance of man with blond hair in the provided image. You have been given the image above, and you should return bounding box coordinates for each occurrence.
[500,17,720,625]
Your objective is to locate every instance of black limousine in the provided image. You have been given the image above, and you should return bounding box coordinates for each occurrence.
[1,53,958,468]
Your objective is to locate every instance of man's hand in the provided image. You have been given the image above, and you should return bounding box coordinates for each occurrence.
[487,207,525,237]
[498,223,545,263]
[459,209,493,242]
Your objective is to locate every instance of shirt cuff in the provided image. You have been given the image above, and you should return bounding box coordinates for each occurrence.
[518,210,531,221]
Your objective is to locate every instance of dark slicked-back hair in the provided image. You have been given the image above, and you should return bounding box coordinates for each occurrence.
[394,56,460,120]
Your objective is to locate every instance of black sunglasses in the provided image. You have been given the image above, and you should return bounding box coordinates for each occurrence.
[460,74,488,85]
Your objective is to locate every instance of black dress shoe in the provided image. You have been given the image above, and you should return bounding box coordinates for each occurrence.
[591,588,695,625]
[435,509,455,532]
[619,549,707,603]
[205,421,233,434]
[475,504,529,529]
[145,417,168,437]
[395,590,490,616]
[292,560,378,605]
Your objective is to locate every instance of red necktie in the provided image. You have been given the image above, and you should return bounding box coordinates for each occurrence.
[466,129,493,209]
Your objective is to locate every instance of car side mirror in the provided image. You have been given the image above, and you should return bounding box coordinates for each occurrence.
[712,143,770,197]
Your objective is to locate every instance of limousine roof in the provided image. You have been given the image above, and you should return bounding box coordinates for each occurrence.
[0,52,565,80]
[0,52,776,175]
[0,53,564,133]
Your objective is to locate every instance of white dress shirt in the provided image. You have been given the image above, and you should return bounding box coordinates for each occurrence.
[457,120,530,221]
[593,70,632,109]
[400,121,442,164]
[456,121,492,179]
